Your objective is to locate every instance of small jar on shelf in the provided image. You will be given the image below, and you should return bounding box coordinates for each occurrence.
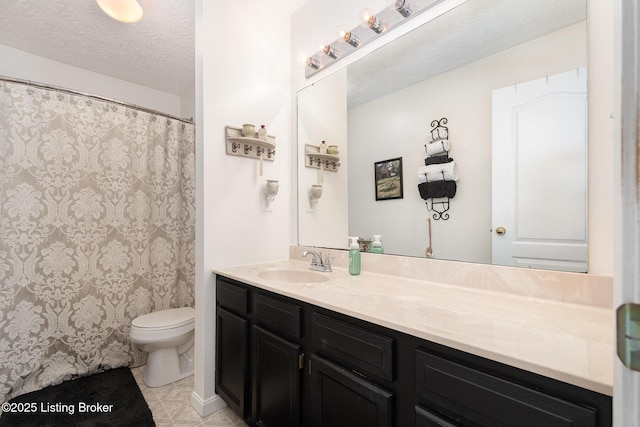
[258,124,267,141]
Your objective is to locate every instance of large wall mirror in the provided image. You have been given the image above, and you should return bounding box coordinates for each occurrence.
[298,0,588,272]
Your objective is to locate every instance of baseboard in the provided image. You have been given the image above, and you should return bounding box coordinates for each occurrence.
[190,390,227,417]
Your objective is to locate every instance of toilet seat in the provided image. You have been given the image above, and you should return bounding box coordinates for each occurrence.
[132,307,194,331]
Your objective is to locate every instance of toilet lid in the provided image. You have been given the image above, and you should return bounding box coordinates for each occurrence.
[132,307,195,329]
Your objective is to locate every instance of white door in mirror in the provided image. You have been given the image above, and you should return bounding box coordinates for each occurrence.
[492,68,588,272]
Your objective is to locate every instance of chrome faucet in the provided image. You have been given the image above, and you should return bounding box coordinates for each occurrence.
[302,250,333,272]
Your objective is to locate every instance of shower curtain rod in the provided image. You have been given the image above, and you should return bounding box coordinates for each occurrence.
[0,75,194,125]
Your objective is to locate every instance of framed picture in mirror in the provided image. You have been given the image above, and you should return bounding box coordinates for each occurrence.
[374,157,403,201]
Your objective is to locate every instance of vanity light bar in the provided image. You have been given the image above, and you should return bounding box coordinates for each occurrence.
[303,0,458,77]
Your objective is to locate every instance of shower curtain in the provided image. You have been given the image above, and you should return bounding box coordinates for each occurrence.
[0,80,195,403]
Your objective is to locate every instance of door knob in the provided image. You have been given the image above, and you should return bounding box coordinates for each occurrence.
[495,227,506,236]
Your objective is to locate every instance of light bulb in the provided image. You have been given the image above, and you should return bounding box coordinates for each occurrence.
[305,57,321,70]
[343,31,360,48]
[323,45,338,59]
[297,51,311,67]
[360,8,384,34]
[359,8,375,25]
[366,15,384,33]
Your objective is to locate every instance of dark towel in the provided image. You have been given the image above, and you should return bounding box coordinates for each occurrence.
[424,155,453,166]
[418,181,457,200]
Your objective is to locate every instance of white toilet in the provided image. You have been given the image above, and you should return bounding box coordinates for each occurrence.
[130,307,195,387]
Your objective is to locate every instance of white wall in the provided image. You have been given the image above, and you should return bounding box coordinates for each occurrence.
[348,23,586,262]
[292,0,615,275]
[193,0,295,416]
[0,43,183,117]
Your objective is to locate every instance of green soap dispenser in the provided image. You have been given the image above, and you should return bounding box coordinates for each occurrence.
[349,236,361,275]
[370,235,384,254]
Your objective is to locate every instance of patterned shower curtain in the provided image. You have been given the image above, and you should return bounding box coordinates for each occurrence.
[0,80,195,403]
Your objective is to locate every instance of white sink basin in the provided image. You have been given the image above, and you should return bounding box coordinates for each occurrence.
[257,269,330,283]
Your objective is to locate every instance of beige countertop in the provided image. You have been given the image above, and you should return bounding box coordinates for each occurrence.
[213,259,613,396]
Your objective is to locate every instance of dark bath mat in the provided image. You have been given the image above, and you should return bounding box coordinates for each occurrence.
[0,367,155,427]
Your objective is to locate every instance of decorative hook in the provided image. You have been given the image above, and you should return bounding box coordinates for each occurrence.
[426,198,451,221]
[430,117,448,141]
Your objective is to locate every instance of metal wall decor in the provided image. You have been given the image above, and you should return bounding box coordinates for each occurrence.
[417,118,459,220]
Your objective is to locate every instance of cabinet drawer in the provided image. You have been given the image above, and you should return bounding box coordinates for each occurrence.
[415,405,458,427]
[415,349,597,427]
[310,354,393,427]
[312,313,394,382]
[253,293,302,339]
[217,277,248,315]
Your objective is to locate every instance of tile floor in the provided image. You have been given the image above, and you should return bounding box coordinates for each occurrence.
[131,366,247,427]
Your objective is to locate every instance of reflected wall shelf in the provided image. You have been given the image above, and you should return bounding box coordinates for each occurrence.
[305,144,340,171]
[225,126,276,160]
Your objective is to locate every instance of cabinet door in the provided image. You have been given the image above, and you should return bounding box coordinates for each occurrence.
[310,354,393,427]
[252,326,302,427]
[215,307,249,418]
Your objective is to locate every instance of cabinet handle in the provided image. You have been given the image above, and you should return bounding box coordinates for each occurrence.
[308,359,312,376]
[299,353,305,370]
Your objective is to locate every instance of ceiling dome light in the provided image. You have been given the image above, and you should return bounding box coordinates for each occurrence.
[97,0,143,23]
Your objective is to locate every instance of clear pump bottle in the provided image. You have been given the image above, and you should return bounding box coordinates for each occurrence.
[348,237,361,275]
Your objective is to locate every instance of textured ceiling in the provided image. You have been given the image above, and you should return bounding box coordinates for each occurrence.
[347,0,587,107]
[0,0,195,95]
[0,0,584,99]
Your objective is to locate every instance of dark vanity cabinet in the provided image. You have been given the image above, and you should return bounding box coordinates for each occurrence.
[216,276,303,427]
[215,275,612,427]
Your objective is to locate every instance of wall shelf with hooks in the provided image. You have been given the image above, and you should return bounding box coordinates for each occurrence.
[225,126,276,160]
[305,144,340,171]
